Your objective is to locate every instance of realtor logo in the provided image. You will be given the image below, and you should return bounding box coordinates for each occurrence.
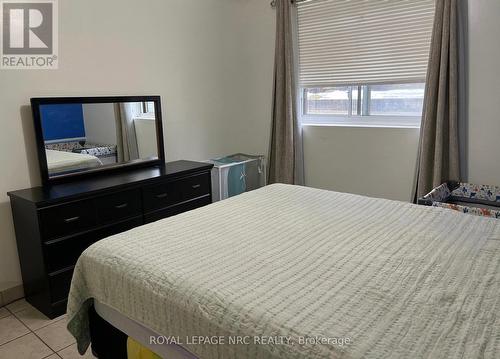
[1,0,58,69]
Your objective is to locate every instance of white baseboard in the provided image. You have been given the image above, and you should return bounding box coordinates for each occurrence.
[0,285,24,307]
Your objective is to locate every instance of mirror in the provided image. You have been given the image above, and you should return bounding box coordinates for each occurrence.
[32,96,164,183]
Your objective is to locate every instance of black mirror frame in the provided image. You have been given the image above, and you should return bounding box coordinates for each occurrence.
[31,95,165,186]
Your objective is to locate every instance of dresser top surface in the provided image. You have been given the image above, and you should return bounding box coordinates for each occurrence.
[8,160,213,205]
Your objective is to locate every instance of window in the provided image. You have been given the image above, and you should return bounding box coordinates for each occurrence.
[134,101,156,121]
[303,83,426,125]
[141,101,155,115]
[297,0,435,127]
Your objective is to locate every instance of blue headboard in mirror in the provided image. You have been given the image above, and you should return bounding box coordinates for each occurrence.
[39,103,86,143]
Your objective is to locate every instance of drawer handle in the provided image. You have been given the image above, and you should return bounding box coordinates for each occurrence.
[156,193,168,199]
[115,203,129,209]
[191,184,201,189]
[64,216,80,223]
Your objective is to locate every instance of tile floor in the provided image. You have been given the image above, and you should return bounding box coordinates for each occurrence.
[0,298,95,359]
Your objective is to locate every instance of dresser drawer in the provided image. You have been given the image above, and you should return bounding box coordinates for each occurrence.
[95,189,142,225]
[49,268,73,303]
[143,181,182,212]
[180,173,211,201]
[40,200,96,240]
[44,216,143,273]
[50,300,68,318]
[45,234,96,273]
[144,196,212,224]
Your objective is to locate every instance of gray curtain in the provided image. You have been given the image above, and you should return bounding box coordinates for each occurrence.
[114,103,140,162]
[415,0,467,199]
[268,0,304,185]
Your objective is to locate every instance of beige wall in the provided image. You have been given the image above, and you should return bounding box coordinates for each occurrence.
[135,119,158,159]
[82,103,117,145]
[303,126,420,201]
[0,0,274,291]
[467,0,500,186]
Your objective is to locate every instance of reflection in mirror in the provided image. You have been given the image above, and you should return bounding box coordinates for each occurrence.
[39,101,158,177]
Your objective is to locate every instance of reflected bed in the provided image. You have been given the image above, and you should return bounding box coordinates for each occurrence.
[46,149,103,174]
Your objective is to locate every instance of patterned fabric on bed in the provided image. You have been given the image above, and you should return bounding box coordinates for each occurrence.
[422,183,451,202]
[422,182,500,219]
[432,202,500,219]
[45,141,82,152]
[451,183,500,202]
[45,142,116,156]
[79,146,116,157]
[67,184,500,359]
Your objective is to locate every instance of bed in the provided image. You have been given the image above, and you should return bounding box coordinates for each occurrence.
[67,184,500,359]
[46,149,103,174]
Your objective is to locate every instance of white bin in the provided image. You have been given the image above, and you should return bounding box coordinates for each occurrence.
[208,154,266,202]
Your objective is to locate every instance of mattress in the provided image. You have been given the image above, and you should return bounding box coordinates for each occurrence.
[46,149,102,173]
[67,184,500,359]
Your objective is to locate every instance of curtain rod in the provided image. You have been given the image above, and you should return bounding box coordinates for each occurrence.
[270,0,308,8]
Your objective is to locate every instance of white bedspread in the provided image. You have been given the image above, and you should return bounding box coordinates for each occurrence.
[67,184,500,359]
[46,149,102,173]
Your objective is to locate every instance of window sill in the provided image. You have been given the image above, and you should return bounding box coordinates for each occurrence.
[301,122,420,129]
[300,115,421,129]
[133,114,155,121]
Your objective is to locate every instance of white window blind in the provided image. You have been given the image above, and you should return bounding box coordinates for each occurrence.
[297,0,435,87]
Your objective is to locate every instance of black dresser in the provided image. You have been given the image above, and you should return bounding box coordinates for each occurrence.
[8,160,213,318]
